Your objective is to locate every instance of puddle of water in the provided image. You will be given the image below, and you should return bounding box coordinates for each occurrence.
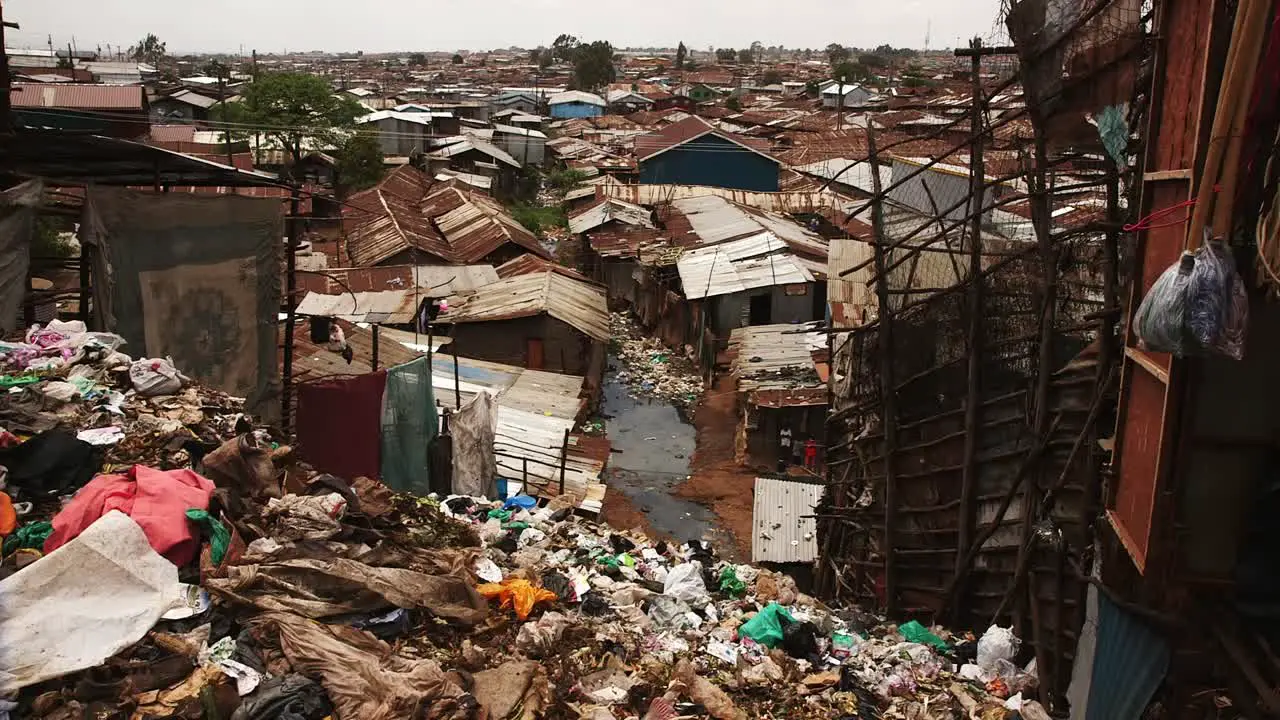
[600,360,724,544]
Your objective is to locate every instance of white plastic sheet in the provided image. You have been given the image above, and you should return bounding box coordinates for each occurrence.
[0,510,181,692]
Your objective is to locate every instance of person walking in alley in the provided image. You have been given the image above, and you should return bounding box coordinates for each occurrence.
[778,424,793,471]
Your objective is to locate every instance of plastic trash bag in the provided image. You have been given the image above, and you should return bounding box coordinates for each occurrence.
[476,578,557,620]
[976,624,1021,672]
[738,602,795,648]
[718,566,747,597]
[1134,252,1195,355]
[663,560,708,603]
[898,619,949,651]
[129,357,188,397]
[1187,239,1248,359]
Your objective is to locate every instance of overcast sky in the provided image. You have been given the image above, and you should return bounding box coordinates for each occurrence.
[7,0,1007,56]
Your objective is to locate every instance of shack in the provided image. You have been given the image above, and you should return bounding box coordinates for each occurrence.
[435,270,610,400]
[728,322,828,469]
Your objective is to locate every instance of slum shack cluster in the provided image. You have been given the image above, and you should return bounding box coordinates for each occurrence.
[0,320,1046,719]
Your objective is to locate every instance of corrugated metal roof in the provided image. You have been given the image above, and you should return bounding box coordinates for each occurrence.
[634,115,778,163]
[728,322,826,400]
[12,83,145,109]
[752,476,823,563]
[568,197,654,235]
[295,289,419,324]
[495,254,597,284]
[548,90,606,107]
[344,166,548,265]
[676,232,815,299]
[437,270,610,341]
[427,137,520,168]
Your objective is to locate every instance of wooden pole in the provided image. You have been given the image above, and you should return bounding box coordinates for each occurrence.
[865,127,899,616]
[371,324,380,370]
[453,350,461,408]
[0,1,16,131]
[952,36,989,623]
[559,428,569,497]
[281,188,301,431]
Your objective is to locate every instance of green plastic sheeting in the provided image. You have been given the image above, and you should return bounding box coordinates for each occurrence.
[185,509,230,565]
[380,357,438,496]
[739,603,795,648]
[719,566,747,598]
[899,620,948,651]
[3,520,52,554]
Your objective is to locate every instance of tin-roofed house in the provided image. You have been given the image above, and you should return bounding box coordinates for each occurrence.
[728,323,828,470]
[548,90,606,119]
[13,83,150,138]
[635,116,781,191]
[435,270,611,401]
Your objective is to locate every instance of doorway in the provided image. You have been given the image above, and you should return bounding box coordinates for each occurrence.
[526,338,545,369]
[749,293,772,325]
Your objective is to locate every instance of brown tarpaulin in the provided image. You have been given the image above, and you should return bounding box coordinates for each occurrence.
[451,390,498,498]
[205,556,488,623]
[261,613,475,720]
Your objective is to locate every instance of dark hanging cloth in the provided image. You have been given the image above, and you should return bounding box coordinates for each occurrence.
[296,371,386,482]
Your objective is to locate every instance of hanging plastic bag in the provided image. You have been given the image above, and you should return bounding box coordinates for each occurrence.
[1187,239,1248,359]
[1134,252,1195,355]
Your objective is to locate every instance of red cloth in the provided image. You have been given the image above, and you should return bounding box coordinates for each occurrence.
[296,370,386,482]
[45,466,215,565]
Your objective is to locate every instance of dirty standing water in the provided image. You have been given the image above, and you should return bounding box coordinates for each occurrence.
[601,356,736,553]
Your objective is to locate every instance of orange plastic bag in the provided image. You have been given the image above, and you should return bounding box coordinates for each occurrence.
[476,578,557,620]
[0,492,15,536]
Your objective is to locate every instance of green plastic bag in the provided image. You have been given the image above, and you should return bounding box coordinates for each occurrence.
[899,620,948,651]
[502,521,530,530]
[488,509,513,522]
[719,566,747,597]
[3,520,52,555]
[185,509,230,565]
[739,603,795,648]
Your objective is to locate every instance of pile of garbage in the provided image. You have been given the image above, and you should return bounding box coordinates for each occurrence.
[0,320,1046,719]
[609,313,704,408]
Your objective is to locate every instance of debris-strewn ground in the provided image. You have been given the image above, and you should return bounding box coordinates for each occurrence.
[0,320,1043,720]
[609,313,704,409]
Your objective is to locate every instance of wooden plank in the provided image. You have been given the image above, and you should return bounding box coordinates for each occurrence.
[1124,345,1171,384]
[1141,168,1192,182]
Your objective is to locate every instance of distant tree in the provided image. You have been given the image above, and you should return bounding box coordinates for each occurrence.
[685,60,698,71]
[801,48,813,61]
[874,44,894,55]
[408,52,427,66]
[529,48,542,64]
[825,43,850,66]
[858,53,888,69]
[750,40,764,63]
[737,48,753,64]
[715,48,737,62]
[571,40,616,90]
[902,75,933,88]
[451,53,464,64]
[552,34,580,61]
[675,41,687,69]
[129,33,167,66]
[761,69,783,85]
[201,59,229,80]
[334,133,385,194]
[725,95,742,111]
[230,72,365,169]
[833,61,867,84]
[804,79,820,96]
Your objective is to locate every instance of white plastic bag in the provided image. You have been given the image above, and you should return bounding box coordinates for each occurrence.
[663,560,708,603]
[976,624,1021,672]
[129,357,188,397]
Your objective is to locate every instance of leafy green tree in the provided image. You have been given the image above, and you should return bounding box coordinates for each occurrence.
[761,70,783,85]
[334,133,385,193]
[715,48,737,62]
[408,53,427,66]
[737,48,753,64]
[825,43,850,66]
[858,53,888,69]
[529,48,542,64]
[451,53,464,64]
[571,40,616,90]
[726,95,741,111]
[552,34,580,61]
[129,33,167,66]
[675,41,687,69]
[227,72,365,169]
